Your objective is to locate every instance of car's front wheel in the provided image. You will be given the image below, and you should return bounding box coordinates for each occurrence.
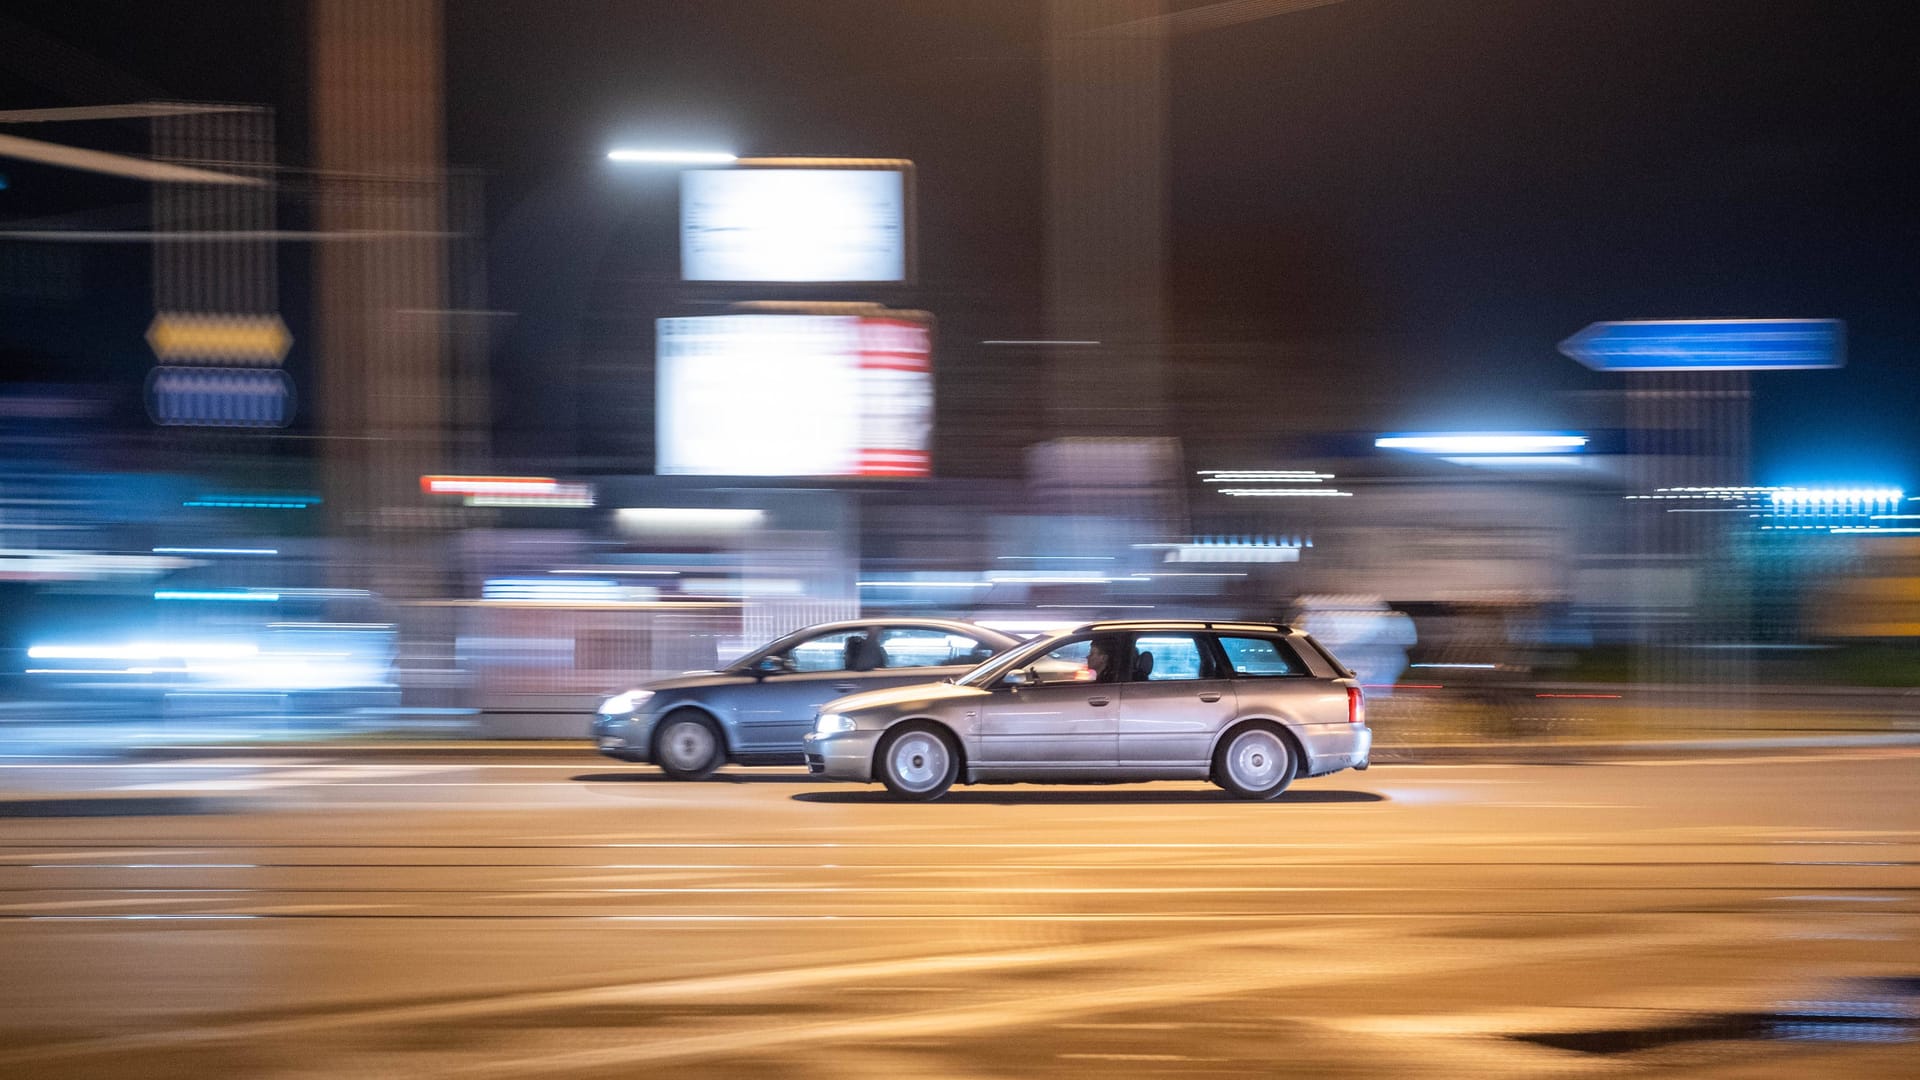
[653,709,724,780]
[1213,722,1296,800]
[875,723,959,801]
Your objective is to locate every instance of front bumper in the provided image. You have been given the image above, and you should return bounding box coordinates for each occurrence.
[591,712,654,762]
[801,729,884,781]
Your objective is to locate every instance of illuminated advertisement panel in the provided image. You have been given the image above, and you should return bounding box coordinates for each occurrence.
[681,167,908,283]
[656,313,932,478]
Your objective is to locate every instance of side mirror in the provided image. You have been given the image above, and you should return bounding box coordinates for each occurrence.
[751,655,793,677]
[1003,668,1033,688]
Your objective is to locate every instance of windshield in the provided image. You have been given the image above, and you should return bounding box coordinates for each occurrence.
[953,633,1068,687]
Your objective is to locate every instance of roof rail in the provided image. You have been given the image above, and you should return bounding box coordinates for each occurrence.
[1075,620,1290,633]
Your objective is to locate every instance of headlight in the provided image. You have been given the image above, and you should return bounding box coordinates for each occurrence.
[598,690,653,716]
[814,712,856,736]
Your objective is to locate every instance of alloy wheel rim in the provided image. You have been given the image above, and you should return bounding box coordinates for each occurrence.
[891,733,947,791]
[663,721,715,769]
[1228,730,1286,790]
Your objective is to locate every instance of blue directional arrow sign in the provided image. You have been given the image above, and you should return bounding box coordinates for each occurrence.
[1559,318,1844,372]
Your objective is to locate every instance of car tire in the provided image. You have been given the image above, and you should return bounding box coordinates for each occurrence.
[1213,722,1297,800]
[875,723,959,801]
[653,709,725,780]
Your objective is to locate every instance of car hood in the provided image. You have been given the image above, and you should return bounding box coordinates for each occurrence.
[636,670,744,693]
[825,680,990,716]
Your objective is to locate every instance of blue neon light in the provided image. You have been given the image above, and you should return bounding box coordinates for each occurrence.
[1559,319,1844,372]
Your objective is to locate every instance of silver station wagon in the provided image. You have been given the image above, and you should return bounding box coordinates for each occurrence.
[802,620,1371,800]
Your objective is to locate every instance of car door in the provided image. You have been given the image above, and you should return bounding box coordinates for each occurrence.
[731,627,878,752]
[977,634,1121,768]
[1116,632,1238,767]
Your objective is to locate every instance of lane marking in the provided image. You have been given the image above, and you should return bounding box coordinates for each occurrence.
[1773,894,1906,903]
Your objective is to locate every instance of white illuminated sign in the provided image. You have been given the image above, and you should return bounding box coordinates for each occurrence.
[681,169,907,283]
[656,314,932,478]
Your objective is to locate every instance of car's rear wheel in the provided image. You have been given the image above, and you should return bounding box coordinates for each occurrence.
[875,723,959,801]
[654,709,724,780]
[1214,722,1296,800]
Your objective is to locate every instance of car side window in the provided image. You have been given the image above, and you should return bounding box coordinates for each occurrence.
[1217,635,1308,677]
[782,630,870,673]
[876,627,994,668]
[1130,634,1218,681]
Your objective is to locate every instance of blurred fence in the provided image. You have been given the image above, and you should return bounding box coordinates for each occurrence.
[1367,683,1920,751]
[417,598,853,736]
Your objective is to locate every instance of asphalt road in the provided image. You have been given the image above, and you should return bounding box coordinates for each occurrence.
[1,749,1916,1078]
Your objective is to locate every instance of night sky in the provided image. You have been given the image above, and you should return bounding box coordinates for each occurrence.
[3,0,1916,484]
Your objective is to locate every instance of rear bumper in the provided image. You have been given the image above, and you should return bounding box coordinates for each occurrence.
[1299,722,1371,777]
[801,729,882,782]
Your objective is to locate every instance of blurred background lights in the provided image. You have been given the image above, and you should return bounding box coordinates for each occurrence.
[1376,433,1589,454]
[606,148,737,164]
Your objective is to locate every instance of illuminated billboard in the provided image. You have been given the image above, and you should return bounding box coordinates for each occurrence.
[656,312,932,478]
[681,166,909,283]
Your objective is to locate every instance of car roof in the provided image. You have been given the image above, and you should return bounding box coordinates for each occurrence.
[772,617,1022,644]
[1072,620,1295,634]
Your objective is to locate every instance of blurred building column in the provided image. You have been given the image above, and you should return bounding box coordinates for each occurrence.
[1626,371,1755,698]
[311,0,453,593]
[1044,0,1169,438]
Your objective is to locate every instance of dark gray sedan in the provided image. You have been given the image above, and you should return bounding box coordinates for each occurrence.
[590,618,1021,778]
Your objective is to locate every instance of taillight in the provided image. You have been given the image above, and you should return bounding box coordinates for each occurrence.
[1347,685,1365,724]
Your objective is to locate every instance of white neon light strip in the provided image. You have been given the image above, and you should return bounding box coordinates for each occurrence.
[607,149,738,164]
[1216,488,1352,497]
[1376,434,1588,454]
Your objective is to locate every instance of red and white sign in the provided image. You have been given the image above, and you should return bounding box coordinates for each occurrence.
[657,312,933,479]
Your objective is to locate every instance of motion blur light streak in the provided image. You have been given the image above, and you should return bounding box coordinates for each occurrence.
[420,475,559,495]
[1770,488,1902,505]
[1438,455,1593,469]
[153,590,280,602]
[1216,488,1351,497]
[995,556,1117,561]
[986,573,1117,584]
[1375,433,1589,454]
[482,579,627,602]
[606,149,737,164]
[615,508,765,530]
[151,547,279,556]
[1197,470,1333,482]
[27,643,260,661]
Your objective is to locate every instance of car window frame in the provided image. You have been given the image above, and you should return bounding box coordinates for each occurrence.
[871,624,995,670]
[1121,631,1231,684]
[735,624,881,675]
[957,631,1105,688]
[1213,633,1315,679]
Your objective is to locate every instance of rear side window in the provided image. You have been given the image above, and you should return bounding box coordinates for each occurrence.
[1299,634,1354,677]
[1217,636,1308,677]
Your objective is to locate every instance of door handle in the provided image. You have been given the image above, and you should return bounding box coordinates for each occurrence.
[1198,692,1222,702]
[832,682,859,693]
[1087,696,1110,707]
